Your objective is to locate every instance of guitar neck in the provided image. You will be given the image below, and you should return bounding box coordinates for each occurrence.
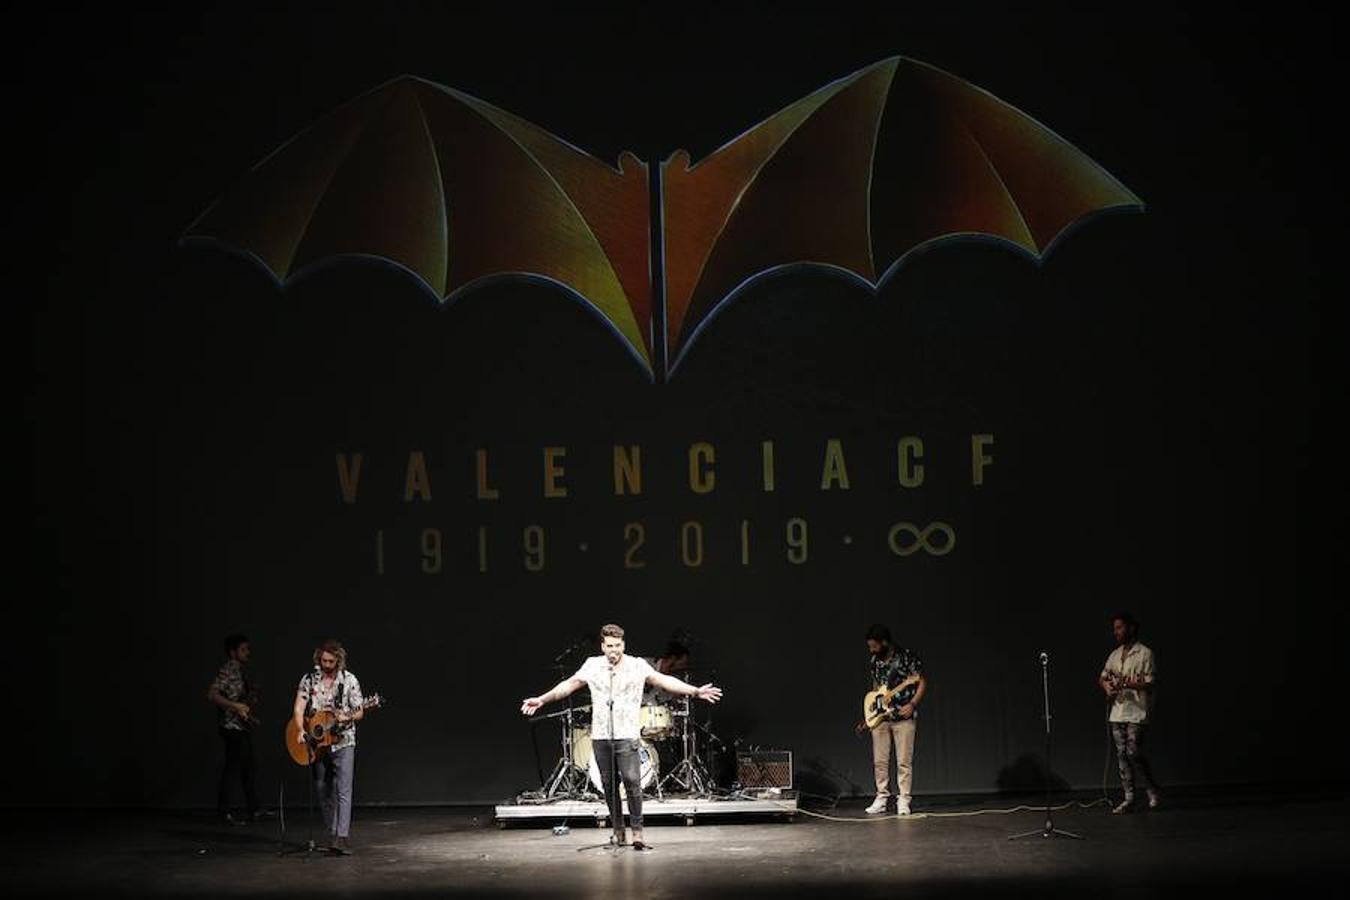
[881,674,920,698]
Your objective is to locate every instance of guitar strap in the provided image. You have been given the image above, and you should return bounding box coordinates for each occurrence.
[304,667,320,718]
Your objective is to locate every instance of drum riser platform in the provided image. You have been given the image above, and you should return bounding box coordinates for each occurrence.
[494,795,798,825]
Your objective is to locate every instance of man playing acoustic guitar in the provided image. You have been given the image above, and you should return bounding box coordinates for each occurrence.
[292,639,365,854]
[857,624,927,816]
[1099,612,1160,813]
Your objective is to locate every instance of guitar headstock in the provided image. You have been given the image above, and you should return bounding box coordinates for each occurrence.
[364,693,385,711]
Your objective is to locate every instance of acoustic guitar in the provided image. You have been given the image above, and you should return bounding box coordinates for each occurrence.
[286,693,384,765]
[861,674,922,729]
[1102,672,1147,695]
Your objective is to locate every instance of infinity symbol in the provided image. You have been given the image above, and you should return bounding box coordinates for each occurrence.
[887,522,956,557]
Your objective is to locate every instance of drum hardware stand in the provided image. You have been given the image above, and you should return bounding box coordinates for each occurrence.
[538,704,592,799]
[1009,651,1084,841]
[644,734,664,801]
[695,715,727,784]
[659,691,714,797]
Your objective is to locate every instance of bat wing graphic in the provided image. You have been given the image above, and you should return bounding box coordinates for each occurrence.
[181,76,654,373]
[661,56,1144,372]
[184,60,1141,380]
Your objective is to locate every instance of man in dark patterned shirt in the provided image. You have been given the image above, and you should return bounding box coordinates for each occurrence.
[206,633,265,825]
[857,624,927,815]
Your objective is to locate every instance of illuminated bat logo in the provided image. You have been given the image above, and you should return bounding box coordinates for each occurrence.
[182,57,1142,380]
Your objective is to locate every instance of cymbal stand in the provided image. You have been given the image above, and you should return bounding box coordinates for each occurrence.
[659,692,713,796]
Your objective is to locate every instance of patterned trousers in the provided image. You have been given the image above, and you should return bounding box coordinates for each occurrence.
[1111,722,1157,796]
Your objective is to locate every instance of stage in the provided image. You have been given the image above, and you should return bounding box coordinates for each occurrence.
[5,788,1347,897]
[494,791,799,826]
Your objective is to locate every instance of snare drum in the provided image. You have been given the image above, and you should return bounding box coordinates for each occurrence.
[587,739,659,796]
[639,704,673,738]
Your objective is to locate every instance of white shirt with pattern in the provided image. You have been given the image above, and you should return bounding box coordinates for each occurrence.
[572,655,655,740]
[1101,642,1155,724]
[297,669,364,750]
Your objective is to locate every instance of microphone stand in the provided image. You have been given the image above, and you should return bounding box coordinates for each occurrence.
[1010,651,1083,841]
[279,738,324,856]
[608,670,621,843]
[578,662,626,853]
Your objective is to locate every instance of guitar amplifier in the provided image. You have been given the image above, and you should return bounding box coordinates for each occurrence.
[736,750,793,789]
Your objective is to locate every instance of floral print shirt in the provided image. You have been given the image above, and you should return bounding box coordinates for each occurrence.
[871,646,923,721]
[572,655,655,740]
[296,669,364,750]
[211,658,251,732]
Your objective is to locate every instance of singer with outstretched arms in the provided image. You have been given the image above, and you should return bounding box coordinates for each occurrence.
[520,623,723,850]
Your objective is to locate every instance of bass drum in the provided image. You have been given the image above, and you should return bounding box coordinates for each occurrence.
[587,739,659,796]
[570,726,594,772]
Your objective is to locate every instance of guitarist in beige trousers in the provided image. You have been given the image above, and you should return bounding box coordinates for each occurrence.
[857,624,927,816]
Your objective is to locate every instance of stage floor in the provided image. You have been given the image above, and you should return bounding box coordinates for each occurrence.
[494,790,799,825]
[5,789,1348,897]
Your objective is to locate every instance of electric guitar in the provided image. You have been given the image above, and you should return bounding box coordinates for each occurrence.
[862,674,922,729]
[286,693,385,765]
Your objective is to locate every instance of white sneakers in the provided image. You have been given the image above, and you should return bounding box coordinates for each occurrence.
[864,796,913,815]
[1112,790,1161,814]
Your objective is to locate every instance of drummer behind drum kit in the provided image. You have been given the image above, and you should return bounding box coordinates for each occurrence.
[535,663,720,801]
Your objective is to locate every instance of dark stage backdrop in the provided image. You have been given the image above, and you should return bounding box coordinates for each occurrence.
[12,5,1341,806]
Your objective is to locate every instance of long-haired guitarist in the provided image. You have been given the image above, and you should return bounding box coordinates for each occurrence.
[857,623,927,816]
[292,639,364,854]
[206,633,267,825]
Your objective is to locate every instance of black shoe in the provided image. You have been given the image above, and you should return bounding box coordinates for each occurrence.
[329,836,351,855]
[632,840,652,852]
[250,809,277,822]
[219,812,247,826]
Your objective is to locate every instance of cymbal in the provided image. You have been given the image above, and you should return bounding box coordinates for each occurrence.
[537,704,591,721]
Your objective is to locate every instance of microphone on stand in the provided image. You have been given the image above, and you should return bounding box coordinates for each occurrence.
[1039,651,1049,664]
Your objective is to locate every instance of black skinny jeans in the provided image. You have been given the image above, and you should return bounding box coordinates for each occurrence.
[591,738,644,830]
[217,727,260,815]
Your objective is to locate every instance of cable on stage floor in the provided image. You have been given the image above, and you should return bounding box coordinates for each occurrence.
[751,797,1110,823]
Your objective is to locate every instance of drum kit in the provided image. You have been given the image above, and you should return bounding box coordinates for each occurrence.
[533,645,721,801]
